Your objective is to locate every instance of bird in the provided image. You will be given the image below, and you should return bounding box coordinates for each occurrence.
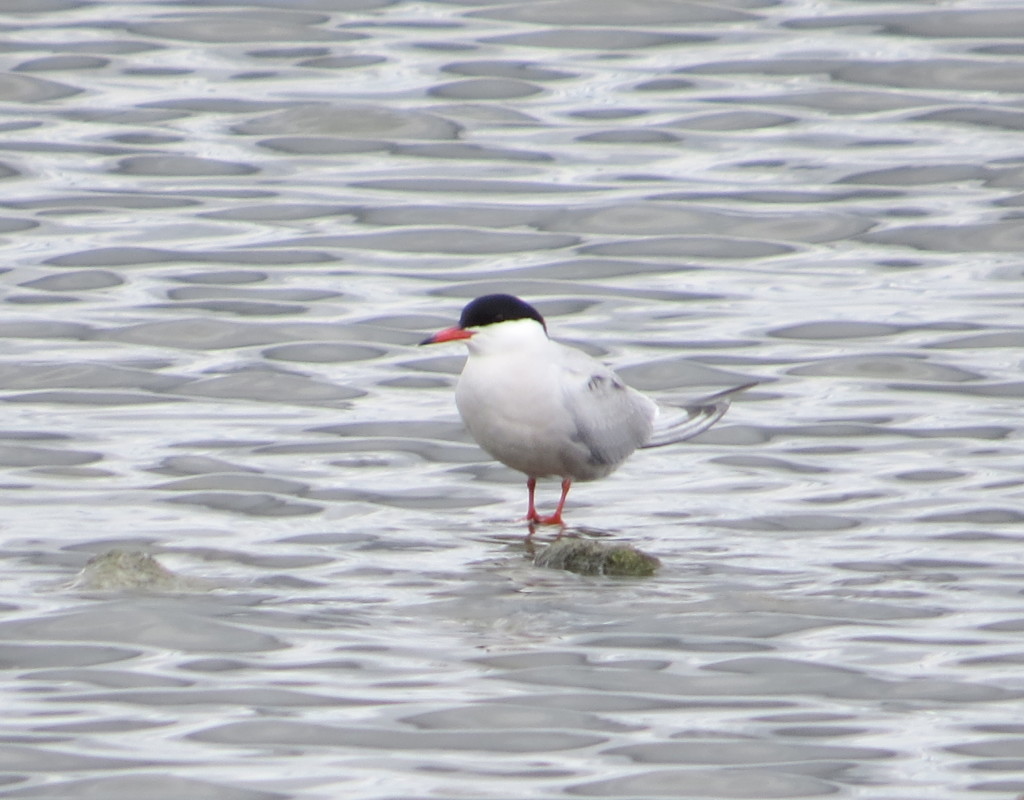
[420,294,748,526]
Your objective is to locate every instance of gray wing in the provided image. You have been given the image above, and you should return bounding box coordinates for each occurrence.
[558,350,656,472]
[641,381,757,448]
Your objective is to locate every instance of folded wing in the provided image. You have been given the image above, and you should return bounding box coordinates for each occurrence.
[558,353,657,475]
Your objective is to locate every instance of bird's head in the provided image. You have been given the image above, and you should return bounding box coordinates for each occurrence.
[419,294,547,346]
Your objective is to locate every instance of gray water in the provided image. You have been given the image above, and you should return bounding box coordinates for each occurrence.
[2,0,1024,797]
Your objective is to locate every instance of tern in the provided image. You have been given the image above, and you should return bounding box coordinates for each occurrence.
[421,294,748,526]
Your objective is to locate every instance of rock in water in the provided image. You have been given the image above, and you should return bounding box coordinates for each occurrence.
[534,538,660,577]
[72,549,195,591]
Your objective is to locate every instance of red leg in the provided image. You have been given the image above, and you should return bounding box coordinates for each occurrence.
[525,477,540,522]
[535,478,571,526]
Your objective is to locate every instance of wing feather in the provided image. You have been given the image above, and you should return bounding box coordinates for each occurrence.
[642,381,757,448]
[557,350,656,474]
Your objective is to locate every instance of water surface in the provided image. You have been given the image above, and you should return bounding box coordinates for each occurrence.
[2,1,1024,798]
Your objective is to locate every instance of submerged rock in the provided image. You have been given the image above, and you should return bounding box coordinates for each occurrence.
[534,538,660,577]
[72,549,204,592]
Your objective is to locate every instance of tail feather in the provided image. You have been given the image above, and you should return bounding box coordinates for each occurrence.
[641,381,757,449]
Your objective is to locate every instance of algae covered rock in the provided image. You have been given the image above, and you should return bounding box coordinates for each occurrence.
[534,538,660,577]
[72,549,203,592]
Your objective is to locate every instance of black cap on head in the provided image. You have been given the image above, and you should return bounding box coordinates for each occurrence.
[459,294,546,332]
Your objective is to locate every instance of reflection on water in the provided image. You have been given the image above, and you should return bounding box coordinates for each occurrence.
[2,0,1024,797]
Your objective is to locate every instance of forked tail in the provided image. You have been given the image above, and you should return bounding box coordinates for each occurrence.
[641,381,757,449]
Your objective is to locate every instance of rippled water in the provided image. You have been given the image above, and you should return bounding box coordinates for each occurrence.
[3,1,1024,798]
